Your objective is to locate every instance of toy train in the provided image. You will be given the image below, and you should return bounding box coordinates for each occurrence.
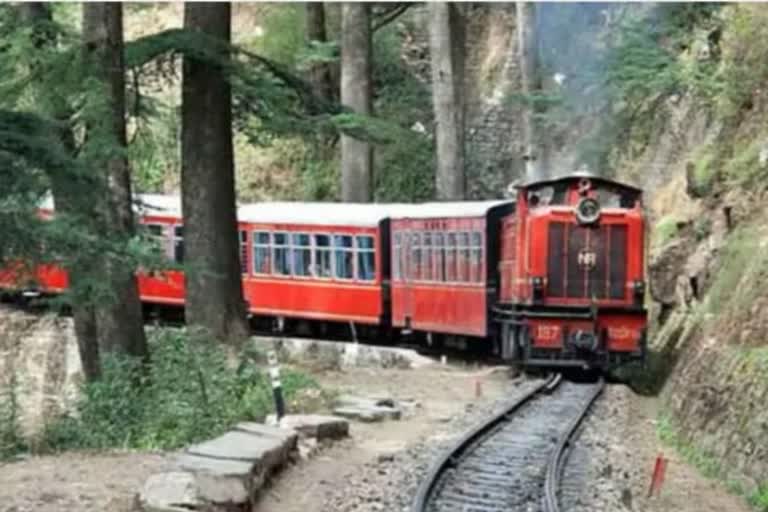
[0,172,647,370]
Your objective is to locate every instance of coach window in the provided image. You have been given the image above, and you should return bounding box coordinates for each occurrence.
[273,232,291,276]
[393,232,402,280]
[407,232,420,281]
[253,231,271,274]
[313,234,332,278]
[470,231,483,282]
[456,232,470,282]
[173,225,184,263]
[333,235,354,279]
[145,224,167,258]
[239,231,248,274]
[292,233,312,277]
[433,232,445,282]
[422,232,433,281]
[445,232,457,282]
[356,235,376,281]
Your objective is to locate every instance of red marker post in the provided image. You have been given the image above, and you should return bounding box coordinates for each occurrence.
[647,454,668,497]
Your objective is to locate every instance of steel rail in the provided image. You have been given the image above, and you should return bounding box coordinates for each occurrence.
[543,377,605,512]
[411,373,561,512]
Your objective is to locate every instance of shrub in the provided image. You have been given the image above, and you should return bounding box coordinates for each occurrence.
[39,329,321,452]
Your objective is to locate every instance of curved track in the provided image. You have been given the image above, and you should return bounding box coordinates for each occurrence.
[412,374,604,512]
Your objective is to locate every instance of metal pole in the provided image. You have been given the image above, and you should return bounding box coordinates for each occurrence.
[267,350,285,420]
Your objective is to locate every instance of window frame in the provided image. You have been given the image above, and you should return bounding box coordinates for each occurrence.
[332,234,355,281]
[272,231,292,276]
[355,234,376,282]
[291,232,312,279]
[252,230,272,275]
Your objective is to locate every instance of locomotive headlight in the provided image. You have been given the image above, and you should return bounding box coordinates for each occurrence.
[531,276,544,290]
[575,197,601,225]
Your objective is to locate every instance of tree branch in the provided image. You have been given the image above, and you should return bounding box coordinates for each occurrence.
[372,3,413,33]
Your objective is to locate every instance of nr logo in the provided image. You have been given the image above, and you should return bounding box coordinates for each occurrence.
[577,248,597,270]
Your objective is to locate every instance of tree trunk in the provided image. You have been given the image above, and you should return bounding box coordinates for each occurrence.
[428,2,465,200]
[340,3,372,202]
[82,3,149,362]
[305,2,334,104]
[516,2,547,182]
[19,3,101,380]
[181,2,249,344]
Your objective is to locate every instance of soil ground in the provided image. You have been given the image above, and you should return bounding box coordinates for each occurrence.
[0,363,753,512]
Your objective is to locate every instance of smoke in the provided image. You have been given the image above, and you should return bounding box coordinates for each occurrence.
[531,3,654,175]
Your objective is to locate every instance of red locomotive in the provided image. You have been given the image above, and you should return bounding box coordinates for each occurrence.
[0,172,646,370]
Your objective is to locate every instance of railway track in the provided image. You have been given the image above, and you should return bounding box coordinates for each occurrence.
[412,374,604,512]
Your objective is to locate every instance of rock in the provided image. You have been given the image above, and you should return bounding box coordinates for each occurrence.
[298,438,319,460]
[187,429,293,470]
[278,414,350,441]
[138,472,201,512]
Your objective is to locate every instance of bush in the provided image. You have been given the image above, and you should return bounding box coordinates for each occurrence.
[39,329,321,452]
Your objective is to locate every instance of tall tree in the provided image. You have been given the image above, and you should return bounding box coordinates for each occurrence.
[181,2,248,344]
[516,2,547,182]
[340,3,372,202]
[305,2,334,105]
[428,2,465,200]
[82,3,150,362]
[19,3,102,380]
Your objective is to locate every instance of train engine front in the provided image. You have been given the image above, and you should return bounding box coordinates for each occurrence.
[495,172,647,369]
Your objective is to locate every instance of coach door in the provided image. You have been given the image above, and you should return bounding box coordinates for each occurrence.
[403,230,420,330]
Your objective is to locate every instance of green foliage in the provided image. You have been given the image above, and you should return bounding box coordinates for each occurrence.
[0,373,27,461]
[653,215,680,248]
[40,329,321,452]
[370,24,435,201]
[718,5,768,118]
[246,5,306,67]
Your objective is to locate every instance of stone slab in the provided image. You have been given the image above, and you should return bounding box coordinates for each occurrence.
[278,414,349,440]
[333,405,402,422]
[235,421,298,446]
[174,454,253,477]
[138,471,201,512]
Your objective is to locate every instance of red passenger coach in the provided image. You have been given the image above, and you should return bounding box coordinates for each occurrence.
[389,202,514,341]
[237,203,392,329]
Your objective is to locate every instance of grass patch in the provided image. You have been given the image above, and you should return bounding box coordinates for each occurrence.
[657,413,722,478]
[749,485,768,512]
[37,329,322,453]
